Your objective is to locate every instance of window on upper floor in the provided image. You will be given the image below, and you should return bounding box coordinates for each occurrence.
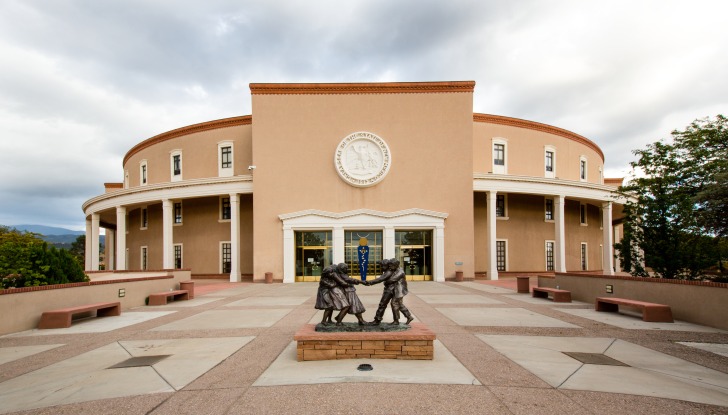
[140,160,148,186]
[580,203,588,225]
[544,146,556,179]
[170,150,182,181]
[218,141,234,177]
[580,156,587,181]
[141,207,148,229]
[492,138,507,174]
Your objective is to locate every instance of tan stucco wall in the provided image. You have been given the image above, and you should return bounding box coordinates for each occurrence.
[473,121,603,183]
[123,124,252,187]
[547,273,728,330]
[0,271,189,335]
[251,92,475,280]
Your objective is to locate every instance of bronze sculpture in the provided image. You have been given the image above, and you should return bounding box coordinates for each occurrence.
[315,265,349,325]
[364,258,414,325]
[334,263,367,325]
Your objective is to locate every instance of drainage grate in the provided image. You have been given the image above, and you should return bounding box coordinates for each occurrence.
[562,352,629,366]
[357,363,373,371]
[108,355,170,369]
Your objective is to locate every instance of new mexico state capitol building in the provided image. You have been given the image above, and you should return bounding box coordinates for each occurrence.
[82,81,626,283]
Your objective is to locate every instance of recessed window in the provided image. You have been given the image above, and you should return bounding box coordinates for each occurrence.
[140,160,148,186]
[545,198,554,221]
[141,207,148,229]
[174,244,183,269]
[220,197,231,221]
[581,243,588,271]
[492,138,507,174]
[174,202,183,225]
[580,203,588,225]
[544,146,556,179]
[545,241,555,271]
[141,246,148,270]
[221,242,231,273]
[496,240,507,272]
[496,194,507,218]
[580,156,587,181]
[218,141,234,177]
[170,150,182,182]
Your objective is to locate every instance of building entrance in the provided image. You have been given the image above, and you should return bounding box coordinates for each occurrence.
[395,230,433,281]
[344,231,383,280]
[295,231,332,282]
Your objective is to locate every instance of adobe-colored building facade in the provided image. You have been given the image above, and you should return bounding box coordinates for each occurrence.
[82,81,624,282]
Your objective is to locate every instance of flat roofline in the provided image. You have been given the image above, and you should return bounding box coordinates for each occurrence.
[249,81,475,95]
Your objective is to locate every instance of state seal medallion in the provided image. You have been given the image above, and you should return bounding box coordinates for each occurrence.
[334,132,391,187]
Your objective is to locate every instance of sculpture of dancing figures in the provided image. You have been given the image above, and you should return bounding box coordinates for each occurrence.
[365,258,414,325]
[333,263,367,325]
[315,265,349,325]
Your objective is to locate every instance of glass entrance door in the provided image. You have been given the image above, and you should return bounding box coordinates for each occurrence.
[395,230,433,281]
[295,231,332,282]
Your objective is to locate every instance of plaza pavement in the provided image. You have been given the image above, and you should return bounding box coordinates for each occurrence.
[1,278,727,414]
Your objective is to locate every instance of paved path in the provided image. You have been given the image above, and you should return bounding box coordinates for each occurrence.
[1,278,727,414]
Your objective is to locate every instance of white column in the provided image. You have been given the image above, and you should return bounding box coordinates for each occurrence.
[554,195,567,272]
[486,191,498,280]
[107,229,115,271]
[602,202,614,275]
[613,225,621,272]
[116,206,127,271]
[333,226,345,265]
[229,194,241,282]
[91,213,100,271]
[434,225,445,282]
[283,226,295,283]
[85,218,92,271]
[162,199,173,269]
[383,226,395,260]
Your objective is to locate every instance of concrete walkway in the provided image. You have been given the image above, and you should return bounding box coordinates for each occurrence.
[1,278,727,414]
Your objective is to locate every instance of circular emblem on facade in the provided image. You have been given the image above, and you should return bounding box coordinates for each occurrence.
[334,131,391,187]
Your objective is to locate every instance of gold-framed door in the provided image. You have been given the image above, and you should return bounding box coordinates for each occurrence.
[295,231,332,282]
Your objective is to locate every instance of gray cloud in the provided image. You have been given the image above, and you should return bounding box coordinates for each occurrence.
[1,0,726,229]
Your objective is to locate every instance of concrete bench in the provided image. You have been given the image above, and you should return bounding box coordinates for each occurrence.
[595,297,673,322]
[532,287,572,302]
[38,302,121,329]
[148,290,189,306]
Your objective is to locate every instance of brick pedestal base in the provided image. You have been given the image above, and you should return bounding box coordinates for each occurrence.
[294,322,436,361]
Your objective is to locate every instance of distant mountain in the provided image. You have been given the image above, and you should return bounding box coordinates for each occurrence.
[11,224,85,236]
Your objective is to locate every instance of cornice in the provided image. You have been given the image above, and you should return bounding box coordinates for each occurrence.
[123,115,252,166]
[473,113,604,162]
[250,81,475,95]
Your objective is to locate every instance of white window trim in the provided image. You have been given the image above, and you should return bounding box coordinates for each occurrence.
[170,150,182,182]
[219,196,231,222]
[220,241,231,274]
[173,243,183,269]
[496,193,509,220]
[580,203,588,226]
[140,246,148,270]
[579,156,587,182]
[496,239,508,272]
[545,240,555,271]
[581,242,588,271]
[139,160,148,186]
[173,201,183,226]
[140,206,148,230]
[492,137,508,174]
[544,145,556,179]
[218,141,234,178]
[544,197,554,223]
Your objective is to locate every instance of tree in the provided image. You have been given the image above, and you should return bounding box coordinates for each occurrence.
[617,115,728,279]
[69,234,86,266]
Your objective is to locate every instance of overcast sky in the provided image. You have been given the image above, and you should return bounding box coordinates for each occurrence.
[1,0,726,231]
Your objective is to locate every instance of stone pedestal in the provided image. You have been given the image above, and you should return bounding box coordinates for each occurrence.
[294,322,436,361]
[516,276,530,293]
[179,280,194,299]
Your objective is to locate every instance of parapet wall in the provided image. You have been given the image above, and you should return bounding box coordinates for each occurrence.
[538,273,728,330]
[0,270,190,335]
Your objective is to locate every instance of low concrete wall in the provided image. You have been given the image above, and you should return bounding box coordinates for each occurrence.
[0,270,190,335]
[539,272,728,330]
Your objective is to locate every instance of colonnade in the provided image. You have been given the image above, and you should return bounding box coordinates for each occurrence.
[85,193,243,282]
